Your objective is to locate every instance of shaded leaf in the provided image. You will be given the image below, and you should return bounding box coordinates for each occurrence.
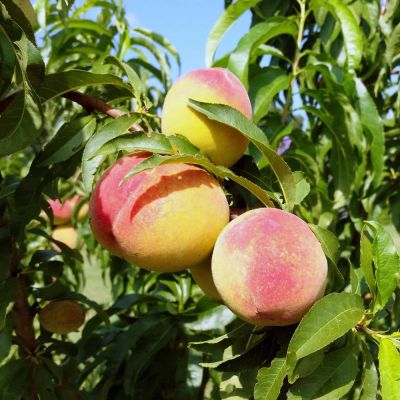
[288,345,359,399]
[82,114,140,192]
[124,153,274,207]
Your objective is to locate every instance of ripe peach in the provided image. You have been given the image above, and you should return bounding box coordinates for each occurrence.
[89,153,230,272]
[212,208,328,326]
[49,195,87,225]
[52,226,79,250]
[190,259,222,301]
[161,68,252,167]
[39,300,85,334]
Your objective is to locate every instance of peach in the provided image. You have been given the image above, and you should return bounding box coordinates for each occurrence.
[190,259,222,301]
[212,208,328,326]
[49,195,87,225]
[52,226,79,250]
[89,153,230,272]
[39,300,85,334]
[161,68,252,167]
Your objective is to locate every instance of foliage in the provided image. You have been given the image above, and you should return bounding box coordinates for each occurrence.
[0,0,399,399]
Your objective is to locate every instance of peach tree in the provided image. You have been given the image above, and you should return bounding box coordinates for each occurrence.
[0,0,399,399]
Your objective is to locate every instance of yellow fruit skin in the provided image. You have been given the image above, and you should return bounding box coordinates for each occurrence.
[162,68,252,167]
[191,259,222,301]
[39,300,85,334]
[52,226,79,250]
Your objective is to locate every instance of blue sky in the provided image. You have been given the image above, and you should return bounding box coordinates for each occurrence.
[124,1,252,79]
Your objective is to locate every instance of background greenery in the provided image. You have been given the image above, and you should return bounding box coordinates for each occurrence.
[0,0,399,398]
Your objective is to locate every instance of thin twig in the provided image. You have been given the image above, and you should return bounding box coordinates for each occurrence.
[62,91,142,132]
[0,90,143,132]
[281,0,307,124]
[10,238,37,355]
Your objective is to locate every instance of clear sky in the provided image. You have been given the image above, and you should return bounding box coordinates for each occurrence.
[123,0,252,79]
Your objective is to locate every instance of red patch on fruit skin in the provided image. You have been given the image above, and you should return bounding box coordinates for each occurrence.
[182,68,253,119]
[212,208,328,326]
[89,152,150,254]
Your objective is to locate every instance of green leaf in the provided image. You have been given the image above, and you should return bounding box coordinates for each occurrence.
[134,27,181,68]
[91,131,173,158]
[37,115,97,166]
[360,225,376,298]
[123,153,274,207]
[289,349,325,384]
[287,293,364,372]
[304,92,358,196]
[365,221,400,312]
[311,0,363,72]
[106,317,163,376]
[227,17,297,87]
[249,67,291,122]
[123,320,177,395]
[360,347,378,400]
[184,305,236,332]
[131,36,171,87]
[0,277,18,330]
[353,78,384,187]
[0,27,16,96]
[0,85,43,156]
[205,0,263,67]
[378,339,400,400]
[288,345,359,399]
[188,100,296,209]
[0,359,31,399]
[309,224,344,286]
[220,369,257,399]
[38,70,131,101]
[293,171,310,205]
[104,55,146,100]
[81,114,140,192]
[50,19,112,37]
[385,22,400,67]
[254,356,286,400]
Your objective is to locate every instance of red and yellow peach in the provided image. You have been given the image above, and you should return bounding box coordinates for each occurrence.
[89,153,230,272]
[39,300,85,334]
[212,208,327,326]
[49,195,88,225]
[161,68,252,167]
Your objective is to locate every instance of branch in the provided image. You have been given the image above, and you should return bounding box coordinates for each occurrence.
[281,0,307,124]
[62,91,142,132]
[0,90,143,132]
[10,238,37,355]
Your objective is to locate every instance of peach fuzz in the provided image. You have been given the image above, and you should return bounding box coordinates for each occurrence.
[89,153,230,272]
[212,208,327,326]
[39,300,85,334]
[190,259,222,302]
[161,68,252,167]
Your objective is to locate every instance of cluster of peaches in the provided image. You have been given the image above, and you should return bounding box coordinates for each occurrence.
[37,196,88,334]
[89,68,328,326]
